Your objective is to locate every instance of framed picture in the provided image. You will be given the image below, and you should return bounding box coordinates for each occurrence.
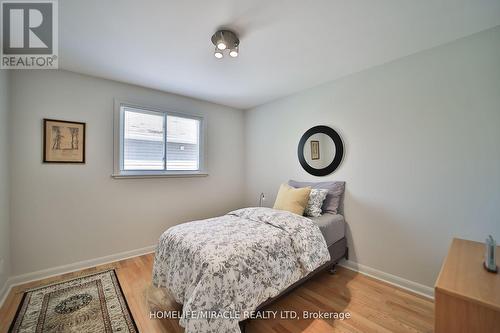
[43,119,86,163]
[310,140,320,160]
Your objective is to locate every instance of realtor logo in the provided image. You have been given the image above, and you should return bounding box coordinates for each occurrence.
[1,0,58,69]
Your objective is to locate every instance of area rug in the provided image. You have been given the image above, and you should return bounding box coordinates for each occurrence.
[9,270,138,333]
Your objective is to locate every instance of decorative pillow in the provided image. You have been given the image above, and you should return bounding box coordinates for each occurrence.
[273,184,311,216]
[304,189,329,217]
[288,180,345,214]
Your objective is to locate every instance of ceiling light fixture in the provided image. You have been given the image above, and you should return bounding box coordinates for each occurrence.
[211,30,239,59]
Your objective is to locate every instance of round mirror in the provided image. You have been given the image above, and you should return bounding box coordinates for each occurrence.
[298,126,344,176]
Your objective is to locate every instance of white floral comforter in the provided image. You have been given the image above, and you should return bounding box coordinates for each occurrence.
[152,207,330,333]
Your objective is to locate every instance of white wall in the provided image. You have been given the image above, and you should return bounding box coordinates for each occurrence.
[244,26,500,288]
[0,71,11,291]
[10,70,245,275]
[5,26,500,293]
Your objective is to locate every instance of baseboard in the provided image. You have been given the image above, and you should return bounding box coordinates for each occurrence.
[339,260,434,299]
[0,279,11,308]
[0,245,156,307]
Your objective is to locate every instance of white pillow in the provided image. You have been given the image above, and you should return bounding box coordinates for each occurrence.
[304,189,329,217]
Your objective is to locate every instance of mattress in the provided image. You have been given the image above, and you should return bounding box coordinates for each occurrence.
[310,214,345,246]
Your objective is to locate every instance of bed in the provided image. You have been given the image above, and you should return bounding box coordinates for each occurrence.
[152,184,347,333]
[247,213,347,327]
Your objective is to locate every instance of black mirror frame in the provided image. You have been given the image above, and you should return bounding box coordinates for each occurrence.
[297,125,344,177]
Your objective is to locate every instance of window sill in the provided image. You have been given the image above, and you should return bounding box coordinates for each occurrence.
[111,171,209,179]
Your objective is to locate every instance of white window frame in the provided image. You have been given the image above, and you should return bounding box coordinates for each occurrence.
[112,99,208,179]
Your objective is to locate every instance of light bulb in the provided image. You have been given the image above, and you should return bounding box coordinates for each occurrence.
[214,50,223,59]
[217,42,227,50]
[229,47,239,58]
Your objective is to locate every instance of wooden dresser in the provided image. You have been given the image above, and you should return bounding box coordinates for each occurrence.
[435,238,500,333]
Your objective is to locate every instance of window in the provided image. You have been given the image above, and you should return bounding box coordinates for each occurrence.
[113,102,206,178]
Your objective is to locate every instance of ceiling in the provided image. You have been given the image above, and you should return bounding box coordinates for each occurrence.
[60,0,500,109]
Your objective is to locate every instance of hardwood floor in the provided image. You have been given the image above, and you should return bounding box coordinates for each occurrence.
[0,254,434,333]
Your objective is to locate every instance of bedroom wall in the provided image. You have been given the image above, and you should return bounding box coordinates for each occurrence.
[0,71,11,292]
[9,70,245,276]
[244,26,500,289]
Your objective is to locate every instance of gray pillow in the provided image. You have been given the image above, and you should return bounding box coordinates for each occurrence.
[288,180,345,214]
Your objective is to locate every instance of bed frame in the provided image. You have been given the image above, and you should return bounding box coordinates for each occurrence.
[239,237,348,332]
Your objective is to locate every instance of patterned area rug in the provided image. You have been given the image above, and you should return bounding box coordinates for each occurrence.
[9,270,138,333]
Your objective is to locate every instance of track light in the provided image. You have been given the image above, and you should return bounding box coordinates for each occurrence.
[214,48,223,59]
[217,42,227,50]
[211,30,239,60]
[229,46,239,58]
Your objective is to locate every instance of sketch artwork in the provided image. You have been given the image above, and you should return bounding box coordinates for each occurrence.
[44,119,86,163]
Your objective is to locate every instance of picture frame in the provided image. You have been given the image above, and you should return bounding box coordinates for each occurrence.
[310,140,320,160]
[43,119,86,163]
